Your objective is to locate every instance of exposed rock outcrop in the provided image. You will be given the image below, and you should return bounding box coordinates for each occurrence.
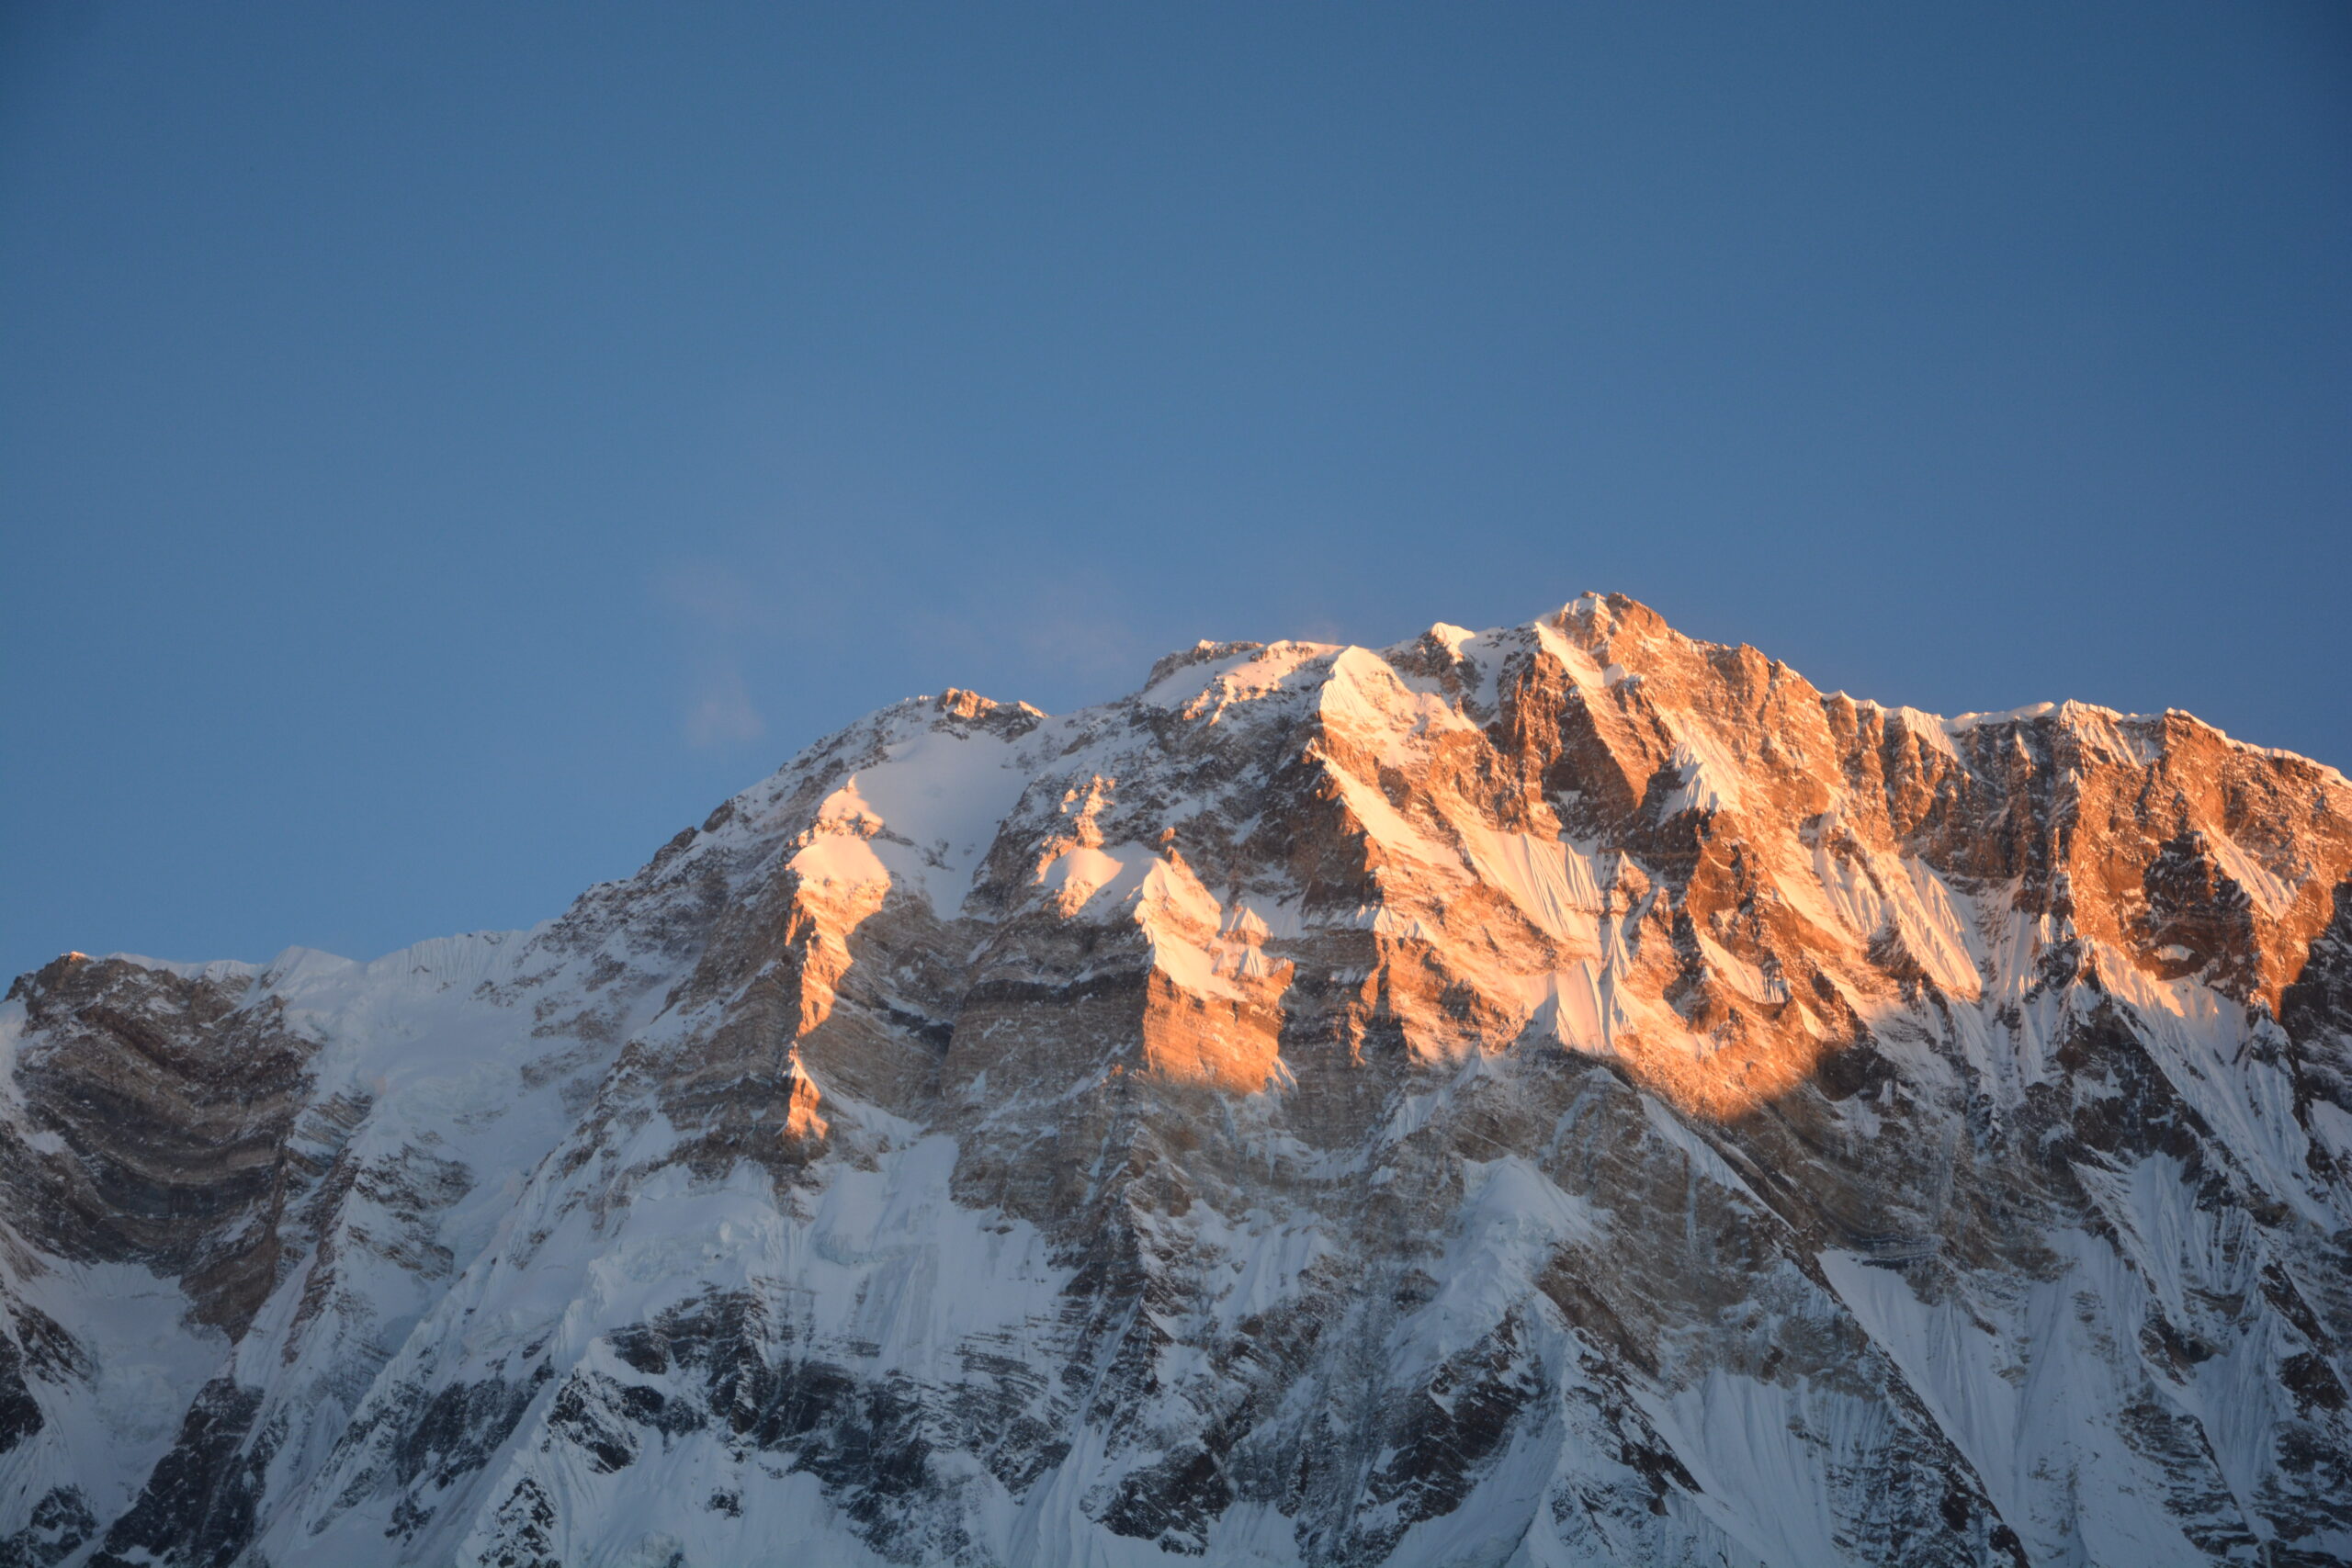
[4,593,2349,1566]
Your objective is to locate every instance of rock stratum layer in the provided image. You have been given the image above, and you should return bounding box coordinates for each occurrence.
[5,594,2352,1568]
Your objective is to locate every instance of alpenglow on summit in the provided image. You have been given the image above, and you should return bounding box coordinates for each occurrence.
[5,594,2349,1567]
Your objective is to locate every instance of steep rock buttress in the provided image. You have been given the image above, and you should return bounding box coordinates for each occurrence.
[4,593,2350,1568]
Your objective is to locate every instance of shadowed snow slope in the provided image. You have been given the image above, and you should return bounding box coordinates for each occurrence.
[6,593,2352,1567]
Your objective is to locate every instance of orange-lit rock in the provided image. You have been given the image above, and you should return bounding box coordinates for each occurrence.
[6,594,2350,1566]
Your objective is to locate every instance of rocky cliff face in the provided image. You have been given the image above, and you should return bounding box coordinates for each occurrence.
[4,593,2350,1568]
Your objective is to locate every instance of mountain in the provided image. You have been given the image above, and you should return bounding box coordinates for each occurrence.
[4,592,2350,1568]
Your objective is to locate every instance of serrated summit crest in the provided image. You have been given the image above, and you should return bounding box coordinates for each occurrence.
[5,594,2350,1566]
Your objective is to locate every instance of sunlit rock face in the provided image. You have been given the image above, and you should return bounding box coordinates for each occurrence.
[5,592,2351,1568]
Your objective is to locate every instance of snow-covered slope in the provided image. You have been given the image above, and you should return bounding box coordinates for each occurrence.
[5,593,2350,1567]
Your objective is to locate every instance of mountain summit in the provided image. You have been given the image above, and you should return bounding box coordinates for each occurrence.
[6,594,2350,1567]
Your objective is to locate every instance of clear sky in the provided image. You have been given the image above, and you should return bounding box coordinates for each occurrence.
[3,2,2347,980]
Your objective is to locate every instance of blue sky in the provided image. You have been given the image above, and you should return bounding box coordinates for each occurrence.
[3,2,2347,978]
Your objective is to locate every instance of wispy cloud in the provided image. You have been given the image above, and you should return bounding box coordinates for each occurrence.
[683,661,765,750]
[661,559,790,751]
[654,545,1224,753]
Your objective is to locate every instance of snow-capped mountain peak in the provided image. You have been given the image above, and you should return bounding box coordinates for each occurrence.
[5,594,2349,1566]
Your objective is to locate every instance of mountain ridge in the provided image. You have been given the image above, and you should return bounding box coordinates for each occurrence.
[4,592,2349,1567]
